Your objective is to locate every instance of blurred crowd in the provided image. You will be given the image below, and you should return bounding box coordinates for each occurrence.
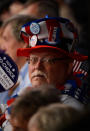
[0,0,89,131]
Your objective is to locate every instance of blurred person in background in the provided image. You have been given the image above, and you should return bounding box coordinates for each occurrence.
[0,0,13,23]
[9,0,28,16]
[0,0,28,49]
[57,0,81,33]
[19,0,59,18]
[0,0,28,25]
[0,0,13,48]
[29,104,90,131]
[0,15,36,104]
[9,86,61,131]
[28,103,81,131]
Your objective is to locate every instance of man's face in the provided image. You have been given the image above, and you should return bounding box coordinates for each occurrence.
[1,24,23,63]
[28,50,72,87]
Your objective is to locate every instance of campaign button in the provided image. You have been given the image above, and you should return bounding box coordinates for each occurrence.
[0,51,19,92]
[30,22,40,35]
[29,35,37,47]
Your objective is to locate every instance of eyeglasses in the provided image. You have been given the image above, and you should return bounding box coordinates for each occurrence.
[27,56,66,65]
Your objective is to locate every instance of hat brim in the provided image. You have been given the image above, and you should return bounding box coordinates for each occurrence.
[17,45,88,61]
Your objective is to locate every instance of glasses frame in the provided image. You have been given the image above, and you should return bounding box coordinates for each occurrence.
[27,56,67,65]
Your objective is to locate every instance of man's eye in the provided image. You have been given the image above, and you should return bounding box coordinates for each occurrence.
[43,58,55,64]
[30,58,33,61]
[31,58,36,61]
[30,58,38,63]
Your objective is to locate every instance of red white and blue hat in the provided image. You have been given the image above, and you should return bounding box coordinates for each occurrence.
[17,17,88,61]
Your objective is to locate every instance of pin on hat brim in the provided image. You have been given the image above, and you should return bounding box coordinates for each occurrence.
[17,45,88,61]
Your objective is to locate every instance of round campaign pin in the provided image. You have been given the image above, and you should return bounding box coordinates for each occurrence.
[65,22,75,32]
[29,35,37,47]
[30,22,40,35]
[0,51,19,92]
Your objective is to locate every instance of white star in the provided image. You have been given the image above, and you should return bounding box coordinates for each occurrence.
[3,57,6,60]
[12,68,15,72]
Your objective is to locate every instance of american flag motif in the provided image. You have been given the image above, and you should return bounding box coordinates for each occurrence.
[21,17,77,46]
[18,17,88,62]
[73,60,89,76]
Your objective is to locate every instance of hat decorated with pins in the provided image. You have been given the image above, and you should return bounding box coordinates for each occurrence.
[17,16,88,61]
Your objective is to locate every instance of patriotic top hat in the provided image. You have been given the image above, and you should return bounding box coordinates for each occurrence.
[17,17,88,61]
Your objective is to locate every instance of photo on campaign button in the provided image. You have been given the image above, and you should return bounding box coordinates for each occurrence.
[0,51,19,92]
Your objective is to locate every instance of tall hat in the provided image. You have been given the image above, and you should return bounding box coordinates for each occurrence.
[17,17,88,61]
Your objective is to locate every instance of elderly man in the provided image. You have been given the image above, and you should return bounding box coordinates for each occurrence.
[17,17,88,110]
[0,15,36,104]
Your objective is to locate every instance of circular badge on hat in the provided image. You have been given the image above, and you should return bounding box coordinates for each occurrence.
[29,35,37,47]
[30,22,40,35]
[65,22,75,32]
[0,51,19,92]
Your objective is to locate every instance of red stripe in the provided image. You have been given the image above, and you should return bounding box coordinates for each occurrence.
[0,114,6,126]
[21,33,29,45]
[25,25,32,35]
[7,98,15,106]
[79,69,87,76]
[46,19,60,42]
[75,62,82,72]
[56,85,65,91]
[73,61,81,72]
[73,60,77,67]
[49,26,54,41]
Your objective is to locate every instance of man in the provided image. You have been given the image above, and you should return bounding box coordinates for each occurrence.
[17,16,88,110]
[0,15,36,104]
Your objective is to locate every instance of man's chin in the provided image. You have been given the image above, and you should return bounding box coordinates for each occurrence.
[31,79,47,88]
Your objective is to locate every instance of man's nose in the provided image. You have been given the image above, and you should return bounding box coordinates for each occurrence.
[34,59,44,70]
